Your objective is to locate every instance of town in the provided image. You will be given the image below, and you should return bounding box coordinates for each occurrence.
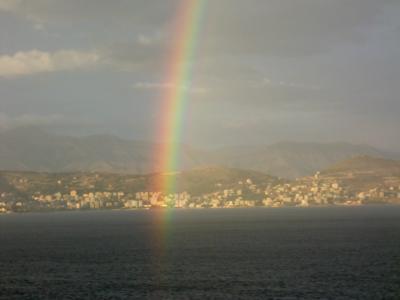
[1,171,400,213]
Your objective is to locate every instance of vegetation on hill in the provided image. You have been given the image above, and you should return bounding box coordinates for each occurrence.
[0,166,281,197]
[320,155,400,192]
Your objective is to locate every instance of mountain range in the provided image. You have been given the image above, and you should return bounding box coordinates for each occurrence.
[1,126,398,179]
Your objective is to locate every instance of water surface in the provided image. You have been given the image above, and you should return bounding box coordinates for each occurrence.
[1,207,400,299]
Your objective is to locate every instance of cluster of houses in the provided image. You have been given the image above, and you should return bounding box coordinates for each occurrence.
[1,173,400,213]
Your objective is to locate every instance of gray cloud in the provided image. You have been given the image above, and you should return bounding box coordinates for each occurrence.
[0,1,399,150]
[198,0,390,56]
[0,49,99,78]
[133,81,208,94]
[2,0,393,70]
[1,0,395,55]
[0,0,179,27]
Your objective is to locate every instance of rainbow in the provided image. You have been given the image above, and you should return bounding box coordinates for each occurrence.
[154,0,207,195]
[149,0,207,284]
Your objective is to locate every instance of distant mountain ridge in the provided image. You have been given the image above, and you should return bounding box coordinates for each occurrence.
[0,127,398,179]
[207,142,398,178]
[323,155,400,176]
[0,127,207,174]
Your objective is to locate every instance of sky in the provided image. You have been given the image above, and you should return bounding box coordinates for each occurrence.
[0,0,399,150]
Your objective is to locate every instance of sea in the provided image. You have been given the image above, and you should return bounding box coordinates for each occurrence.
[1,206,400,299]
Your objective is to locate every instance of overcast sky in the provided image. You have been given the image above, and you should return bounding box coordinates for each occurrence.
[0,0,399,150]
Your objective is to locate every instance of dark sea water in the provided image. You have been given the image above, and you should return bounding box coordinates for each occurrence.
[1,207,400,299]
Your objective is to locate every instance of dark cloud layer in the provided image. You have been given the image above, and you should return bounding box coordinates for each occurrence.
[0,0,399,150]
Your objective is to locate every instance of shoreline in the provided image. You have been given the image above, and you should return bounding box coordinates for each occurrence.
[1,203,398,216]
